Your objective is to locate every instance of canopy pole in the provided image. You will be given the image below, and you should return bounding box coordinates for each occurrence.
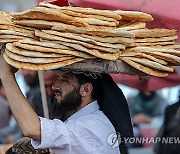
[38,71,49,119]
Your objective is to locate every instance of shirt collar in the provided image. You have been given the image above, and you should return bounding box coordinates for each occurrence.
[67,100,100,121]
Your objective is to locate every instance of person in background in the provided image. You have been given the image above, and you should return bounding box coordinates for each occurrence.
[0,79,11,129]
[128,91,168,125]
[31,71,58,118]
[161,91,180,130]
[158,116,180,154]
[154,90,180,154]
[21,70,40,105]
[127,91,168,148]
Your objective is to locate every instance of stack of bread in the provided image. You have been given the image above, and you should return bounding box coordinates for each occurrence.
[0,11,37,46]
[1,2,180,77]
[119,27,180,76]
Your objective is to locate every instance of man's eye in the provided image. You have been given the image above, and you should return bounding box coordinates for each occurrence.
[62,79,69,83]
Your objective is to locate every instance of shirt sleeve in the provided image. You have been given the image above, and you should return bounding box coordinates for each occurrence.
[31,117,70,149]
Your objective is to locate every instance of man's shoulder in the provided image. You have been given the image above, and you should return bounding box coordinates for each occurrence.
[65,110,116,140]
[70,110,115,133]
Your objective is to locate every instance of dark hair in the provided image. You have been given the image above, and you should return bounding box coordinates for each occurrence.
[73,73,101,100]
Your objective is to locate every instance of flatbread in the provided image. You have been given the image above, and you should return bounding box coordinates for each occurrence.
[116,22,146,31]
[120,57,168,77]
[127,41,175,47]
[14,20,69,29]
[0,30,37,39]
[59,9,119,24]
[42,30,125,49]
[75,33,133,44]
[3,52,85,70]
[20,39,71,50]
[84,25,115,31]
[118,20,136,27]
[129,57,173,72]
[13,41,94,59]
[144,51,180,65]
[0,35,25,39]
[5,49,75,64]
[0,25,35,34]
[0,39,20,43]
[0,35,28,39]
[35,30,120,53]
[127,46,180,56]
[114,10,153,22]
[39,2,122,20]
[157,44,180,49]
[0,11,13,25]
[72,17,117,26]
[120,52,168,65]
[12,7,88,27]
[14,24,39,31]
[130,28,177,38]
[51,23,134,37]
[6,43,65,58]
[49,40,120,61]
[134,36,178,43]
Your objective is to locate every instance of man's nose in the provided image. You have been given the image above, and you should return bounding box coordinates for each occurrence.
[52,80,61,91]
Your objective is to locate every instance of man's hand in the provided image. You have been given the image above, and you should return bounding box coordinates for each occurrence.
[0,46,18,78]
[133,114,152,124]
[5,135,14,144]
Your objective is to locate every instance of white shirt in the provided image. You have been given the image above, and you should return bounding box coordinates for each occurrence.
[31,101,120,154]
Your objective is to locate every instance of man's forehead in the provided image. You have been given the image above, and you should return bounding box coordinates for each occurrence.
[58,73,77,80]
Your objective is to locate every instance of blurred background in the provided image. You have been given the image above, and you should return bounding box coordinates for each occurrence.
[0,1,180,154]
[0,0,37,12]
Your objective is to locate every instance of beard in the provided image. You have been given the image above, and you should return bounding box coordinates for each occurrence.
[52,86,82,121]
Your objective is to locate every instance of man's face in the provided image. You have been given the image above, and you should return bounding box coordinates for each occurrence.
[52,73,80,102]
[21,70,38,87]
[52,73,82,120]
[140,91,155,100]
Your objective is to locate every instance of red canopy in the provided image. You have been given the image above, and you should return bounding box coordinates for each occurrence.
[111,72,180,91]
[37,0,68,6]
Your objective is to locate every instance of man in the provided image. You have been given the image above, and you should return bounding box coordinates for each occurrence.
[0,50,133,153]
[154,90,180,154]
[0,58,119,153]
[127,91,168,147]
[21,70,40,104]
[128,91,167,125]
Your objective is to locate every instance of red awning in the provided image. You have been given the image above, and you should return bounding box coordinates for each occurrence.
[37,0,68,6]
[111,72,180,91]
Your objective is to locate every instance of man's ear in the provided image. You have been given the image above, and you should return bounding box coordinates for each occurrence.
[80,83,93,96]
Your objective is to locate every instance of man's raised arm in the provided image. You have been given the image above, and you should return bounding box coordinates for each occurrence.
[0,48,41,140]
